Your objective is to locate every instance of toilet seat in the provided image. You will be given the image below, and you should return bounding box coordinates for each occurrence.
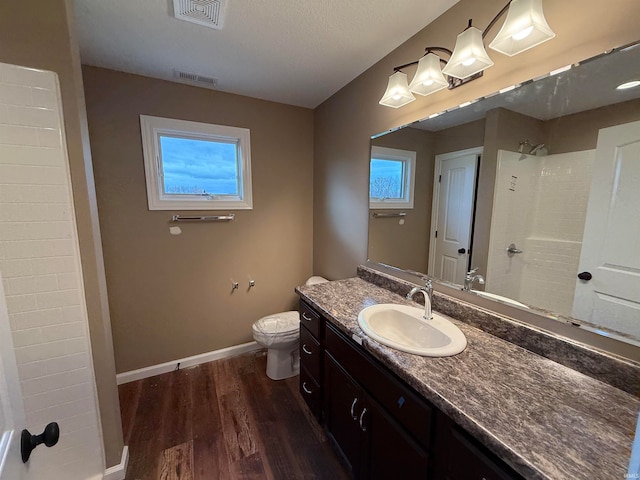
[252,311,299,347]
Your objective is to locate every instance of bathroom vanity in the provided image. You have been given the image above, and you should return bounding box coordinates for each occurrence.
[296,268,640,480]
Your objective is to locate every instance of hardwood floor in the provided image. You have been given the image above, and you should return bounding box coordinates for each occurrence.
[119,351,350,480]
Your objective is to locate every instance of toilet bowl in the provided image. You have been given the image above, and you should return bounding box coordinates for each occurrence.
[252,276,328,380]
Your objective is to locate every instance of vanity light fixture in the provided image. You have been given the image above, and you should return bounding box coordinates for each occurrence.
[488,0,555,56]
[379,0,555,108]
[442,22,494,79]
[407,51,450,96]
[379,71,415,108]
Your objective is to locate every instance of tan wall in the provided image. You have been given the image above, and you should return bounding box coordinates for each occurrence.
[313,0,640,281]
[369,128,434,272]
[546,98,640,153]
[0,0,123,467]
[82,66,314,373]
[433,119,486,156]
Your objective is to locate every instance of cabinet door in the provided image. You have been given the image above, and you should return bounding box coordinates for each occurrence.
[324,354,364,477]
[364,397,430,480]
[431,411,523,480]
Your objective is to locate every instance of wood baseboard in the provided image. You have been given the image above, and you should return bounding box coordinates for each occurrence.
[116,342,262,385]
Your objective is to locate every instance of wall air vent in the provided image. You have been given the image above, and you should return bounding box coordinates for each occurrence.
[173,0,227,30]
[173,69,219,89]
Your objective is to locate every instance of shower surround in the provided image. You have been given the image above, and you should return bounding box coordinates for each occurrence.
[486,149,595,316]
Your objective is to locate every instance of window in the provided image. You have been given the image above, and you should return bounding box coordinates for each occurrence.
[369,146,416,209]
[140,115,253,210]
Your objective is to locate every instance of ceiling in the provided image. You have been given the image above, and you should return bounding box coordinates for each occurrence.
[74,0,459,108]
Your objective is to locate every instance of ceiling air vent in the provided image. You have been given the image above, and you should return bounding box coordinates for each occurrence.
[173,70,219,88]
[173,0,227,30]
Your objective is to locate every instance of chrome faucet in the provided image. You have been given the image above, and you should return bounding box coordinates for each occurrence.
[463,268,485,292]
[406,278,433,320]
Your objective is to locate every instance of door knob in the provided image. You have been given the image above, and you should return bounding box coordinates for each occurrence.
[457,248,466,254]
[21,422,59,463]
[577,272,592,281]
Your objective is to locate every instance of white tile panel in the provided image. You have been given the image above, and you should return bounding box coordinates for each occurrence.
[488,150,595,316]
[0,63,103,478]
[0,124,38,146]
[0,84,32,106]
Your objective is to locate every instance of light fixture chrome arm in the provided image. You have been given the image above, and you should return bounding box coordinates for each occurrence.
[392,47,452,73]
[482,2,512,39]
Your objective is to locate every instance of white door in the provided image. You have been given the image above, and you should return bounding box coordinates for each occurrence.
[572,120,640,338]
[0,275,26,480]
[429,148,481,284]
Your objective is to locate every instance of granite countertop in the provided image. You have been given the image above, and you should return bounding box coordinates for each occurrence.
[296,277,640,480]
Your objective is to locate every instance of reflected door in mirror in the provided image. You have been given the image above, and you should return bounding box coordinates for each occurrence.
[573,120,640,339]
[429,148,480,284]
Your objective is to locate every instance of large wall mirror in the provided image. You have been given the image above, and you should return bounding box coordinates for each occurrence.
[368,41,640,347]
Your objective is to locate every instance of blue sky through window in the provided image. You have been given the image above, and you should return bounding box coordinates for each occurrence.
[370,158,404,199]
[160,136,239,195]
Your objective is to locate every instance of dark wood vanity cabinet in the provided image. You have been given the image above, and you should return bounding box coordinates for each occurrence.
[324,323,430,479]
[299,300,324,420]
[324,353,430,479]
[430,413,524,480]
[298,300,522,480]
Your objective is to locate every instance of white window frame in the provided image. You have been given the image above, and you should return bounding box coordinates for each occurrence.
[140,115,253,210]
[369,146,416,209]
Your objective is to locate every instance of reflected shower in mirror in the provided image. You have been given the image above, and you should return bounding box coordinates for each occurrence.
[368,41,640,344]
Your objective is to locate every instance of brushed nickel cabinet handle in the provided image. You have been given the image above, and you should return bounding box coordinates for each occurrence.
[302,344,313,355]
[302,312,312,321]
[359,408,368,432]
[302,382,313,394]
[350,397,359,420]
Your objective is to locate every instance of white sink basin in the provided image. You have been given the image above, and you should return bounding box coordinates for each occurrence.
[358,304,467,357]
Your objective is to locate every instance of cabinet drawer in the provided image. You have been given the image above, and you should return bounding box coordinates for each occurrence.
[325,323,432,449]
[299,366,322,420]
[300,325,321,381]
[299,300,322,339]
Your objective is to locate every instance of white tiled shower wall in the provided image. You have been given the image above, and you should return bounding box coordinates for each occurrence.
[0,63,103,479]
[487,150,595,315]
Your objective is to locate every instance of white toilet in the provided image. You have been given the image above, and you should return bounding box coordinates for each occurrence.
[252,276,328,380]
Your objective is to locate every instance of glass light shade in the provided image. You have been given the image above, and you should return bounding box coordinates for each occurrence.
[442,26,494,79]
[489,0,556,56]
[408,53,449,96]
[379,71,416,108]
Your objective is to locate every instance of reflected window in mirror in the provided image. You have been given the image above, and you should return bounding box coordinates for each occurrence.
[369,146,416,209]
